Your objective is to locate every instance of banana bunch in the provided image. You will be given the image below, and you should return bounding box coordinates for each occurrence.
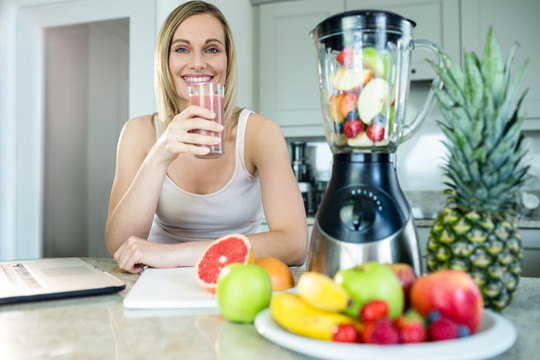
[270,272,358,341]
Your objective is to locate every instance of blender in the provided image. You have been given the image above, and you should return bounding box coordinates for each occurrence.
[308,10,443,277]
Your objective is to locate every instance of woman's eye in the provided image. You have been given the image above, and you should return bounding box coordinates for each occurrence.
[206,47,220,54]
[174,47,189,53]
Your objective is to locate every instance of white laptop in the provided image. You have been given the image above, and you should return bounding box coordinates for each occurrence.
[0,257,125,305]
[123,267,217,309]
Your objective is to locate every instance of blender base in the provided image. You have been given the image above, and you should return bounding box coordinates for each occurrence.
[307,153,422,277]
[308,214,422,277]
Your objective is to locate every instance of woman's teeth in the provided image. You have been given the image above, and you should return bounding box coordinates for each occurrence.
[186,76,212,83]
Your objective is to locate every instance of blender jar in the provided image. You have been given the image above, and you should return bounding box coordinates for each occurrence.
[311,10,442,153]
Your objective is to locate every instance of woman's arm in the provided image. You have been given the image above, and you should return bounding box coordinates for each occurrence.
[105,107,223,256]
[243,114,308,266]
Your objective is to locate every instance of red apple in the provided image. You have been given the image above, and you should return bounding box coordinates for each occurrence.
[410,270,483,333]
[387,263,417,299]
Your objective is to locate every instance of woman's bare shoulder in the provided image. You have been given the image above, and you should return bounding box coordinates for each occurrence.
[246,112,283,136]
[245,111,288,166]
[119,114,157,147]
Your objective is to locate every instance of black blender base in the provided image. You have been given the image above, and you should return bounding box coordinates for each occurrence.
[308,153,422,276]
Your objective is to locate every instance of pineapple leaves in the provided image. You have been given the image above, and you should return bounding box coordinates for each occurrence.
[464,51,484,120]
[482,28,505,106]
[427,55,466,106]
[428,27,531,214]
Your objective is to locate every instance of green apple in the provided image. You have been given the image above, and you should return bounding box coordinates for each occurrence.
[334,262,404,319]
[363,47,390,78]
[216,264,272,323]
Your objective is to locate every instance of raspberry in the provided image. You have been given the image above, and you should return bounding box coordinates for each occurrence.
[332,323,361,343]
[429,317,460,341]
[362,318,400,345]
[359,300,389,323]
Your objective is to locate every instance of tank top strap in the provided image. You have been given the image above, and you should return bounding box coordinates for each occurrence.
[235,109,255,176]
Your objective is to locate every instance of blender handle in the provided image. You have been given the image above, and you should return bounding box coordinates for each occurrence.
[400,39,444,142]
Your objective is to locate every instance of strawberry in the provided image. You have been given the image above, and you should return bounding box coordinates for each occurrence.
[359,300,389,323]
[332,323,362,343]
[394,310,427,344]
[344,120,363,139]
[336,47,355,68]
[362,318,400,345]
[366,124,385,141]
[428,317,460,341]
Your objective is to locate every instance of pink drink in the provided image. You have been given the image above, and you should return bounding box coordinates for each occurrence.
[189,83,224,159]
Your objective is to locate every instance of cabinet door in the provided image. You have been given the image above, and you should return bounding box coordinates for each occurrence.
[345,0,460,80]
[461,0,540,128]
[258,0,345,137]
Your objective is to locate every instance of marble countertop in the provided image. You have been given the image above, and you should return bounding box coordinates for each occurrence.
[1,257,539,359]
[404,191,540,229]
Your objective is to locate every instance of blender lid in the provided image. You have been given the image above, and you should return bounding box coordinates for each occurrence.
[311,9,416,41]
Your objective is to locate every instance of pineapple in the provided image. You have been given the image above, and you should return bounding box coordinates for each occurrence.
[426,28,530,311]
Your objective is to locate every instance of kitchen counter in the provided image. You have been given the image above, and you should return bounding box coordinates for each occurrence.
[1,258,539,359]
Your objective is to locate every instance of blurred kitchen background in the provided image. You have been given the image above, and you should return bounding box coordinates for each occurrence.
[1,0,539,275]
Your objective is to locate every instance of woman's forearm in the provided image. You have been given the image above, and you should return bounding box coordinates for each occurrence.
[105,154,169,255]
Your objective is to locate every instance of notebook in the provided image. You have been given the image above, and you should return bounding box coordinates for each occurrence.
[0,257,125,305]
[123,267,218,309]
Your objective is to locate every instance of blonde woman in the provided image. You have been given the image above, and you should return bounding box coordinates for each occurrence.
[105,1,307,273]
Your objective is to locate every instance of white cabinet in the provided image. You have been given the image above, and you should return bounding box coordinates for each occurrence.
[258,0,345,137]
[461,0,540,129]
[346,0,460,81]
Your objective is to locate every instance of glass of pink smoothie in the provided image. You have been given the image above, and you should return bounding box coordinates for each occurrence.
[188,82,225,159]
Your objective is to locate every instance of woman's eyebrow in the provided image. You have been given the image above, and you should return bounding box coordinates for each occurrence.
[171,38,224,46]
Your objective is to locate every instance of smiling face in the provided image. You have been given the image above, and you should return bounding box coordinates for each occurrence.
[168,13,228,109]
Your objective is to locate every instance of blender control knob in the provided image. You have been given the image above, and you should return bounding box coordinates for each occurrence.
[339,194,377,231]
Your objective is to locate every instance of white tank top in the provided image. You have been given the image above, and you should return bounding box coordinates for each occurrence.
[148,109,263,243]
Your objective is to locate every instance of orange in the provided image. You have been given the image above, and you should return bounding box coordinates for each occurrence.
[254,257,294,291]
[195,233,252,293]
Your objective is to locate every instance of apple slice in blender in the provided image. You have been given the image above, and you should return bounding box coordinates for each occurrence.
[331,68,373,92]
[347,132,373,147]
[357,78,389,124]
[363,47,390,78]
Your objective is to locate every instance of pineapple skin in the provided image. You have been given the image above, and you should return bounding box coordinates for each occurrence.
[427,206,523,312]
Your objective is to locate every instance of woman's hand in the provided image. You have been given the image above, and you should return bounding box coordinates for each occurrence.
[152,106,224,164]
[113,236,180,273]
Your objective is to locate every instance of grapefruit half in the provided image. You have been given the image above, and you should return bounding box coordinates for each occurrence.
[195,233,253,293]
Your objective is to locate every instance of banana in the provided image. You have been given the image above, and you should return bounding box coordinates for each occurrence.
[270,292,358,341]
[297,271,351,312]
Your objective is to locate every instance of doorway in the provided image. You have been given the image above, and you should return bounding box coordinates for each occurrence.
[43,19,129,258]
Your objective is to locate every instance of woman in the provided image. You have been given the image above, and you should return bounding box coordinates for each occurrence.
[105,1,307,273]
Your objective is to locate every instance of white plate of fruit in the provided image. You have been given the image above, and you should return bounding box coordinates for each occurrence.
[254,262,517,360]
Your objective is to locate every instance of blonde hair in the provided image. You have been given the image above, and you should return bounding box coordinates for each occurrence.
[154,1,239,138]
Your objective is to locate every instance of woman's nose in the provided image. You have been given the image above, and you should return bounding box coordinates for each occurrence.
[189,52,206,70]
